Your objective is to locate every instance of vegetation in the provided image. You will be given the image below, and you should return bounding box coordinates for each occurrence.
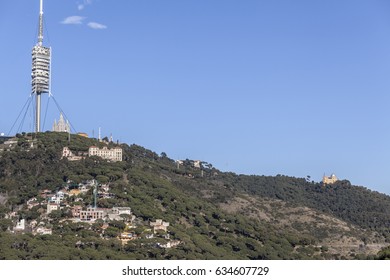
[0,132,389,259]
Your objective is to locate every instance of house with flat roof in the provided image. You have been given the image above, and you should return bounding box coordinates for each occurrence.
[88,146,122,162]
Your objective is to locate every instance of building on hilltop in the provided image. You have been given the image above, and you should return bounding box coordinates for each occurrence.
[71,206,83,217]
[0,138,17,152]
[158,240,181,249]
[34,227,52,235]
[75,206,134,222]
[77,132,88,138]
[13,219,26,232]
[79,208,105,221]
[322,173,338,184]
[176,159,202,169]
[107,207,133,221]
[120,232,137,241]
[150,219,170,233]
[88,146,122,162]
[61,147,84,161]
[52,113,70,133]
[46,202,59,214]
[192,160,201,168]
[62,147,74,159]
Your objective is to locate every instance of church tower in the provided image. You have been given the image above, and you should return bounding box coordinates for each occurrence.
[52,113,70,132]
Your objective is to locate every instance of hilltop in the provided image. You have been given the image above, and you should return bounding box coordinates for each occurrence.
[0,132,390,260]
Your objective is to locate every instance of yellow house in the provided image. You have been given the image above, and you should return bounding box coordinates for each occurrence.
[69,189,81,196]
[322,174,338,184]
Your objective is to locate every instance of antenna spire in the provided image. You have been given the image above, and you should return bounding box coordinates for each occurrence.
[38,0,44,46]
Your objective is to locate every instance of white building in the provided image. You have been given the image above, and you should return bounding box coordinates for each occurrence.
[150,219,170,233]
[88,146,122,162]
[47,202,59,214]
[34,227,52,235]
[14,219,26,231]
[27,198,40,209]
[62,147,83,161]
[193,160,202,168]
[107,207,133,221]
[112,207,131,215]
[176,159,202,169]
[158,240,181,249]
[52,113,70,133]
[48,192,64,205]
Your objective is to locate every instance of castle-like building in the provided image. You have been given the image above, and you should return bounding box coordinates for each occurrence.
[322,174,338,184]
[61,147,84,161]
[62,145,123,162]
[52,113,70,133]
[88,146,122,162]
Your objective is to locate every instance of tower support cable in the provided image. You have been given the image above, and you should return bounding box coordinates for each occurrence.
[8,96,33,136]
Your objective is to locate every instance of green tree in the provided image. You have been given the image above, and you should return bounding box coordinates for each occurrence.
[103,226,119,238]
[0,219,13,231]
[48,209,62,221]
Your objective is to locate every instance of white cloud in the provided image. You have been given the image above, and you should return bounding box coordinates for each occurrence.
[61,16,86,25]
[87,22,107,30]
[77,0,93,11]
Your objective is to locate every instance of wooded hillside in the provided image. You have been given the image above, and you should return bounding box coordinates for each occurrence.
[1,132,389,260]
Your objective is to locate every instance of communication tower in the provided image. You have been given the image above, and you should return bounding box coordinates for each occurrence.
[31,0,51,133]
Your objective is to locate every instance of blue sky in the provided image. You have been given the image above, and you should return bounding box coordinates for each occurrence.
[1,0,390,194]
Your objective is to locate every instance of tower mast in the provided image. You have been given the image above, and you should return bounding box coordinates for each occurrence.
[38,0,44,46]
[32,0,51,133]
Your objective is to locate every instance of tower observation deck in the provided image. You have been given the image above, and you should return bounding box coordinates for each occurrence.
[31,45,50,94]
[31,0,51,133]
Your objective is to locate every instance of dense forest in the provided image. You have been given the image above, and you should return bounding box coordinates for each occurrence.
[0,132,390,260]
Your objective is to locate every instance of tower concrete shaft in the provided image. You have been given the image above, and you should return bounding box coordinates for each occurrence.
[36,93,41,133]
